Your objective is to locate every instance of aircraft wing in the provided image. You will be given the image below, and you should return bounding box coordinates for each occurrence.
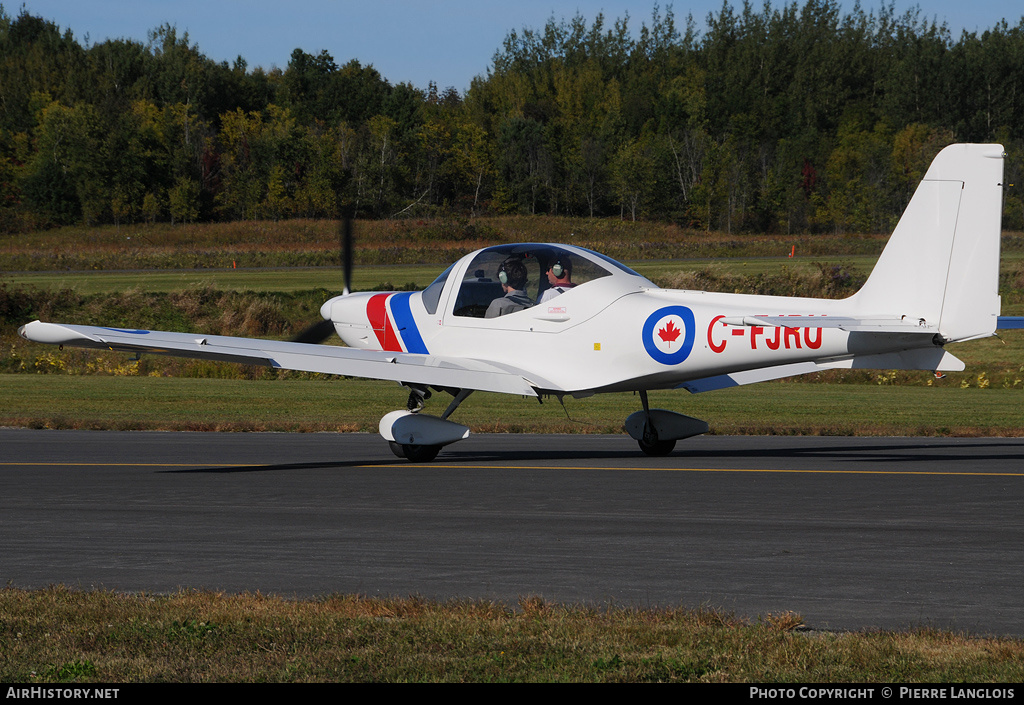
[718,315,938,333]
[18,321,540,397]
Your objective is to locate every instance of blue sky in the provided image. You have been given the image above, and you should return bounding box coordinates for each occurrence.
[14,1,1023,93]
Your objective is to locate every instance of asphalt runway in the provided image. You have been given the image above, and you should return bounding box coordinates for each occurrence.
[2,429,1023,636]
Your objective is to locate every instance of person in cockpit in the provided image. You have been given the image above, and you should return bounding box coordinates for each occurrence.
[485,258,534,318]
[540,255,576,302]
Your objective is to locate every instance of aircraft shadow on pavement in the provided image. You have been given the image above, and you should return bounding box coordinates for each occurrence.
[160,458,409,474]
[677,440,1024,465]
[162,437,1024,473]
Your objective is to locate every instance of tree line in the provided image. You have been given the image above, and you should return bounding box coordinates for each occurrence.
[2,1,1024,235]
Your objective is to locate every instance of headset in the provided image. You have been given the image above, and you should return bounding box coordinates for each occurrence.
[549,256,570,278]
[497,258,526,288]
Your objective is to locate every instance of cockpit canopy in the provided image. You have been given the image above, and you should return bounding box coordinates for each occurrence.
[420,243,651,318]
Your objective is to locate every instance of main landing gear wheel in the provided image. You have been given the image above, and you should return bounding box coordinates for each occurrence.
[638,438,676,456]
[397,443,441,463]
[634,389,677,457]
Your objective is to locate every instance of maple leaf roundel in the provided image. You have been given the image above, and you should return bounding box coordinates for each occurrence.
[642,306,696,365]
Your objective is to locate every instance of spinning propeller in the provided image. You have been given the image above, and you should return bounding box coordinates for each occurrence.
[290,216,352,344]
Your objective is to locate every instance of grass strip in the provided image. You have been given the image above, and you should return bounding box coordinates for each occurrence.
[2,374,1022,436]
[2,587,1023,683]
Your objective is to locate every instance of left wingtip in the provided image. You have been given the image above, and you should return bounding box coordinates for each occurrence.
[18,321,98,345]
[17,320,39,341]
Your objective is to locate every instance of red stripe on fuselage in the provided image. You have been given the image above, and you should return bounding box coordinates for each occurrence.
[366,293,402,351]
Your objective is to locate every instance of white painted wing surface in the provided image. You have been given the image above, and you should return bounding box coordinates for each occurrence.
[18,321,540,396]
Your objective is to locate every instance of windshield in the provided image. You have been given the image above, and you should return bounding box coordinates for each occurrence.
[421,263,454,315]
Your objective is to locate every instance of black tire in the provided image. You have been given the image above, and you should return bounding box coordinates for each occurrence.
[388,441,406,458]
[638,438,676,456]
[402,444,441,463]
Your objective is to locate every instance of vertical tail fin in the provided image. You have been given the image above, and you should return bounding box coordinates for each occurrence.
[853,143,1004,342]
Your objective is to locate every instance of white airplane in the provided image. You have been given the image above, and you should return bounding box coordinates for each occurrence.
[19,143,1019,461]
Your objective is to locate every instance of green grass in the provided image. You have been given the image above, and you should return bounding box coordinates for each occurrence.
[2,587,1022,683]
[3,374,1021,436]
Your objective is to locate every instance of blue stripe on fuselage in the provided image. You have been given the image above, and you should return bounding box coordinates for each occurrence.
[389,292,429,354]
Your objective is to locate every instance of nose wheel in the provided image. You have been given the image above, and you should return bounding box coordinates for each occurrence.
[380,388,473,462]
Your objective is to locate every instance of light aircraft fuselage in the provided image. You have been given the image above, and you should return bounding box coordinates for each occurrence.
[323,243,957,397]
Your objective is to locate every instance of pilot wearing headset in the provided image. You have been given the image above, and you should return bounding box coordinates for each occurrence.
[485,258,534,318]
[540,255,576,303]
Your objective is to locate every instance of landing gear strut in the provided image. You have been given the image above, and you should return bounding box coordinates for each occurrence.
[636,390,676,456]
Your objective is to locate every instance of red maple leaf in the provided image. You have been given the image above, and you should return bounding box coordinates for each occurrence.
[658,320,682,346]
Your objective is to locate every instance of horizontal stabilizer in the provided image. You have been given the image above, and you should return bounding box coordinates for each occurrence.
[719,315,937,333]
[997,317,1024,330]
